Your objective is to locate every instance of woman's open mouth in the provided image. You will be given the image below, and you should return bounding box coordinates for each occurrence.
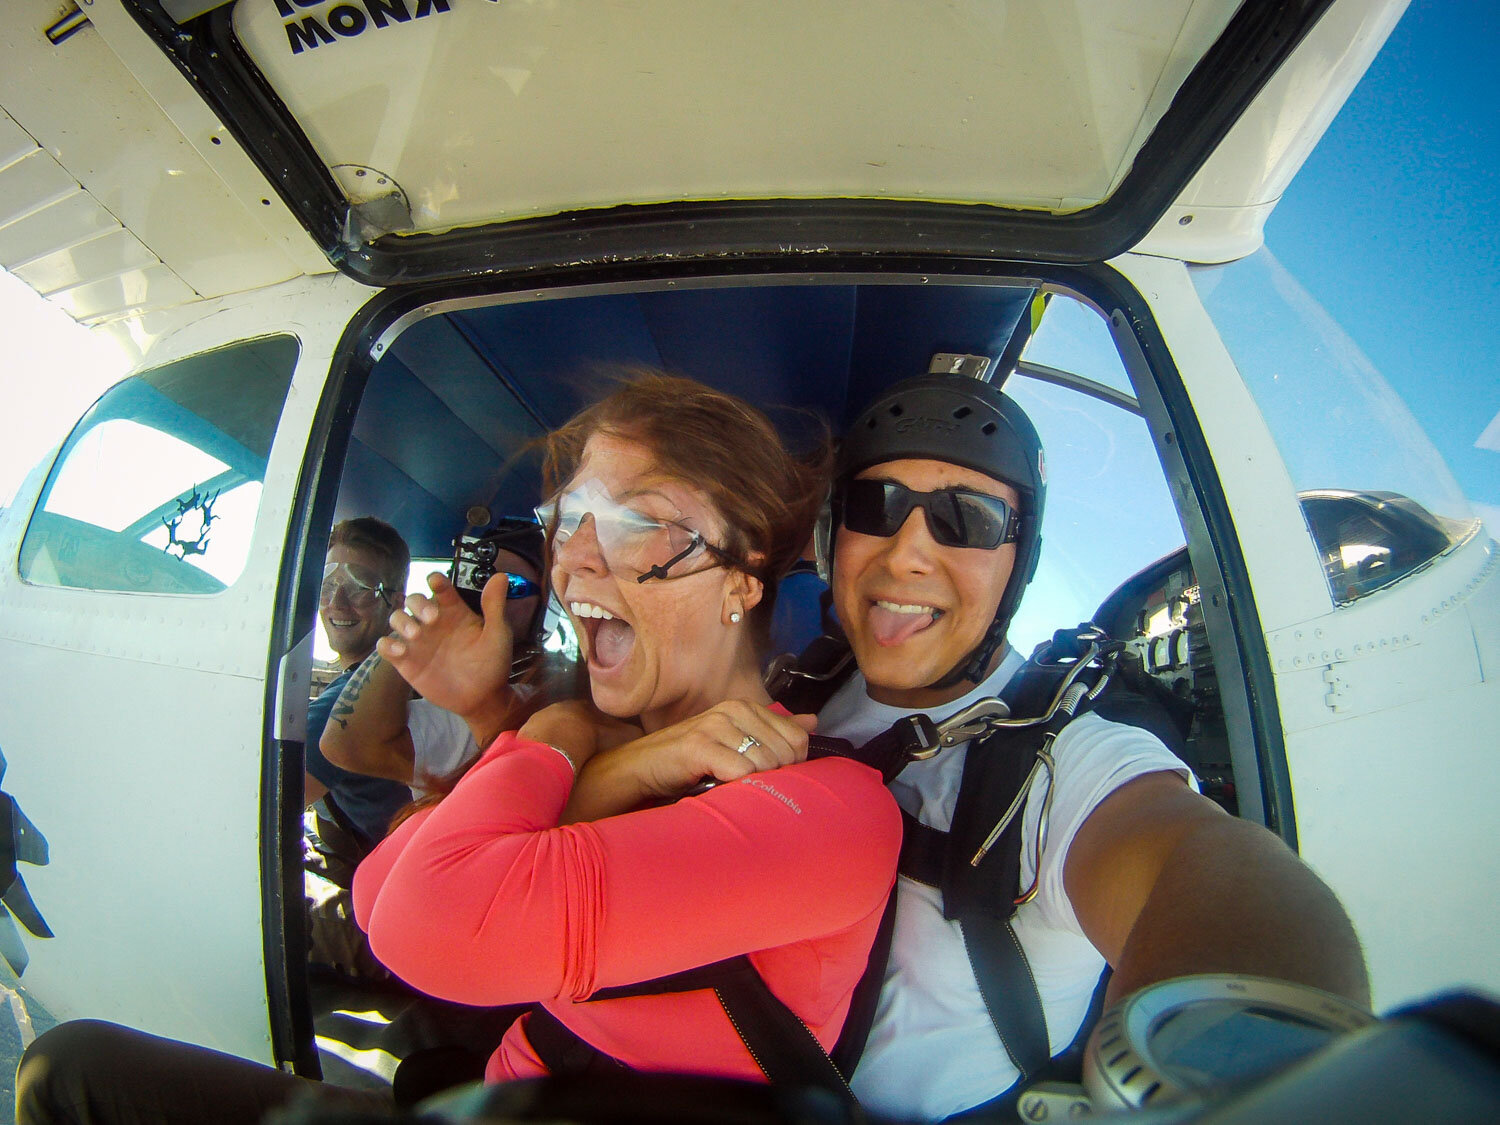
[570,600,636,672]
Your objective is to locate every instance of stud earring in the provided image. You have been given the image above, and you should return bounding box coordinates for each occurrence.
[729,611,742,624]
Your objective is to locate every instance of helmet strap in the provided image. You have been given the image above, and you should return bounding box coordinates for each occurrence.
[929,613,1009,692]
[930,522,1038,691]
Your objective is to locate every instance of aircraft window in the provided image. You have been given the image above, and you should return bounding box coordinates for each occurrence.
[1191,251,1478,606]
[1299,490,1456,606]
[1007,295,1186,654]
[18,334,297,594]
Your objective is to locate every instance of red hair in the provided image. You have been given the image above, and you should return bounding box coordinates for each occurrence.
[540,369,829,648]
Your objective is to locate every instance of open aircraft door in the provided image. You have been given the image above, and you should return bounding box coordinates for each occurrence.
[0,276,371,1065]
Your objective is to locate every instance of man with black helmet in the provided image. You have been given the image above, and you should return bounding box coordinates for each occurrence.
[815,374,1368,1121]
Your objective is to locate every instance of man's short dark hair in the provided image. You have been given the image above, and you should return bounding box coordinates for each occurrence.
[329,517,411,592]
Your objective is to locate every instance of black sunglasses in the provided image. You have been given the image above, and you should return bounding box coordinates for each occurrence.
[841,479,1020,550]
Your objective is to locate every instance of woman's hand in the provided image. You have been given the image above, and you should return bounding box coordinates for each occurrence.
[562,701,818,822]
[378,572,517,746]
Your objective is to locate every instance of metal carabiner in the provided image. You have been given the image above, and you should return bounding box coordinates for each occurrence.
[934,697,1014,747]
[930,637,1108,749]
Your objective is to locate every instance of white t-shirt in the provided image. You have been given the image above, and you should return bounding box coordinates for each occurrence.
[820,649,1195,1121]
[407,699,479,796]
[408,681,540,796]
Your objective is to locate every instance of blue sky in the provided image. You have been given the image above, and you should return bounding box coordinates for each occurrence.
[1264,0,1499,511]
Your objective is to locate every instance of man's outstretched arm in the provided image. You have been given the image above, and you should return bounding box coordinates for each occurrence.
[320,652,417,785]
[1066,772,1370,1006]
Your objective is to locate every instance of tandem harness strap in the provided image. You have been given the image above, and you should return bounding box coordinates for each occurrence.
[820,627,1122,1086]
[781,625,1145,1104]
[526,628,1132,1104]
[520,954,854,1100]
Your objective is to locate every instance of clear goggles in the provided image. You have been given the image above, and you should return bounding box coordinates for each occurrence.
[535,478,738,583]
[320,561,393,609]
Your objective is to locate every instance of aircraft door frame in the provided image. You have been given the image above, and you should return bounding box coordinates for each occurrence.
[0,273,372,1068]
[1112,252,1500,1007]
[1047,255,1322,844]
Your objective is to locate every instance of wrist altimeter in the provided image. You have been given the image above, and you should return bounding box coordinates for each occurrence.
[1020,974,1374,1118]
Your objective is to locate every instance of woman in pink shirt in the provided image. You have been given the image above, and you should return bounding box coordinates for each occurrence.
[357,372,901,1089]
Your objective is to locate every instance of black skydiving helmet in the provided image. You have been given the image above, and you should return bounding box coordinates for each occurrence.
[820,373,1047,690]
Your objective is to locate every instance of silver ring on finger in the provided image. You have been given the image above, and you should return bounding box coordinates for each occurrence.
[734,734,760,755]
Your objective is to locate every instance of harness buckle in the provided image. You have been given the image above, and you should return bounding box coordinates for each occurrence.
[935,698,1014,747]
[927,630,1120,751]
[895,713,943,761]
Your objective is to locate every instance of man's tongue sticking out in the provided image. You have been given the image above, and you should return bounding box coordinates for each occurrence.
[869,602,938,647]
[591,617,636,669]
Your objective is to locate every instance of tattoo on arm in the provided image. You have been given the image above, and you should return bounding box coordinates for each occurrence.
[329,651,382,731]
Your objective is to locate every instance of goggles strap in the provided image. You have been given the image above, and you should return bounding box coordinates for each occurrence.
[636,534,705,583]
[929,615,1009,692]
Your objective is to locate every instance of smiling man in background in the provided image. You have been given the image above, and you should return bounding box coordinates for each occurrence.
[304,517,414,849]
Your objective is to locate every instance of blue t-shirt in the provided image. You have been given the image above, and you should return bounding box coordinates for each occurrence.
[305,669,412,849]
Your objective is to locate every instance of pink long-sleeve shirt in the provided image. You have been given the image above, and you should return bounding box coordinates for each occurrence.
[353,730,901,1083]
